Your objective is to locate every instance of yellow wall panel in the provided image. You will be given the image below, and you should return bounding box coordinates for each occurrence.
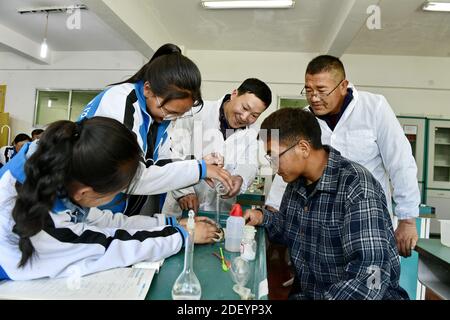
[0,85,6,113]
[0,112,11,147]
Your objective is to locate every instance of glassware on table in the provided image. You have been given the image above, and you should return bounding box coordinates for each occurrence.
[214,179,229,230]
[229,256,254,300]
[172,210,201,300]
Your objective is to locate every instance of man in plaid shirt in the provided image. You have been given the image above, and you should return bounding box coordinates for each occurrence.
[245,108,409,300]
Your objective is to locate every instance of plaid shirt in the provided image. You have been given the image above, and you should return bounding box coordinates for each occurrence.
[263,146,409,300]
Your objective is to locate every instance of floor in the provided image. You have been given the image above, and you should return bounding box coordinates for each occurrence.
[266,242,293,300]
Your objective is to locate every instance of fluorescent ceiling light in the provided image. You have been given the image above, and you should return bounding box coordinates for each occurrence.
[422,1,450,12]
[201,0,295,9]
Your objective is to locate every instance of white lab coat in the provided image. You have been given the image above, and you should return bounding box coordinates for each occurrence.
[162,96,259,216]
[267,85,420,220]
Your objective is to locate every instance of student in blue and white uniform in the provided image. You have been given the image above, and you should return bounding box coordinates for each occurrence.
[0,117,219,280]
[78,43,232,215]
[0,133,31,169]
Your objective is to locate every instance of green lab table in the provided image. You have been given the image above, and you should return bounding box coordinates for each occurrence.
[146,211,268,300]
[415,239,450,300]
[399,205,435,299]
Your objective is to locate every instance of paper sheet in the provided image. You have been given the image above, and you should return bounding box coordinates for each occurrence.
[0,268,155,300]
[132,258,165,273]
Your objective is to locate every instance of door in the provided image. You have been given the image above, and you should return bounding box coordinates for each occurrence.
[398,117,426,183]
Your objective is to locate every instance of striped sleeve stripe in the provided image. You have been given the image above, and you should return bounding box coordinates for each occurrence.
[166,216,176,226]
[174,226,187,248]
[44,225,181,250]
[124,90,138,131]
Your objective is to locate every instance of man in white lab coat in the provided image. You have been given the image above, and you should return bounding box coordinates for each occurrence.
[162,78,272,215]
[265,55,420,257]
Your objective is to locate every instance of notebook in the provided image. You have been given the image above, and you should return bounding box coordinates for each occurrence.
[132,258,165,272]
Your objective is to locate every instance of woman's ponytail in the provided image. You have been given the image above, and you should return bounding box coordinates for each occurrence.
[12,117,141,267]
[12,121,80,267]
[111,43,182,85]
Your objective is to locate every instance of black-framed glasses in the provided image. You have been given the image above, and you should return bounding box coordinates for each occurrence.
[300,79,344,100]
[264,139,300,170]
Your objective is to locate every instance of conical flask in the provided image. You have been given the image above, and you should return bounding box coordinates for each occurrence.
[171,210,201,300]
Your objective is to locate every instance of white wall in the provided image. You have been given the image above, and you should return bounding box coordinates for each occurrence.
[0,50,146,137]
[186,49,450,127]
[2,48,450,137]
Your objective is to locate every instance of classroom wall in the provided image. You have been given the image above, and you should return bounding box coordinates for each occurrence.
[186,49,450,127]
[0,50,146,137]
[2,48,450,137]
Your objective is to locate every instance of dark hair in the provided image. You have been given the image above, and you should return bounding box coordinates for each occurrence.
[31,129,44,137]
[113,43,182,85]
[306,55,346,79]
[237,78,272,108]
[259,108,323,149]
[13,133,31,145]
[12,117,141,267]
[112,43,203,108]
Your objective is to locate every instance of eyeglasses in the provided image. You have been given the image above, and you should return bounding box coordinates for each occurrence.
[155,96,204,121]
[300,79,344,100]
[264,140,300,170]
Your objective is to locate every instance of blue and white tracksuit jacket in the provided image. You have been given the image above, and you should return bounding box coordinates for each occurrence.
[78,81,206,213]
[0,142,187,280]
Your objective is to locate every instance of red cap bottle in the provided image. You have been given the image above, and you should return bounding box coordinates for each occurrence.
[229,203,243,217]
[225,203,245,252]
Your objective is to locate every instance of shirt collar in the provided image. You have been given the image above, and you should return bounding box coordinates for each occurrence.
[292,145,342,197]
[2,141,35,183]
[315,88,353,131]
[219,94,238,139]
[219,94,232,125]
[135,80,151,117]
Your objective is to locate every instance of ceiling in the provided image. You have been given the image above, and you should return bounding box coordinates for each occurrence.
[348,0,450,57]
[142,0,342,53]
[1,0,450,61]
[0,0,135,51]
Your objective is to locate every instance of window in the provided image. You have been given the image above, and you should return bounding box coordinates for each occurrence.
[34,89,101,126]
[70,91,101,122]
[278,96,309,110]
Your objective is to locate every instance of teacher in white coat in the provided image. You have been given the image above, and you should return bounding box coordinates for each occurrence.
[163,78,272,214]
[265,55,420,257]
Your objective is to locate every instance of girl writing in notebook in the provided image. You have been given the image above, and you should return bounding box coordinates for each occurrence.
[0,117,219,280]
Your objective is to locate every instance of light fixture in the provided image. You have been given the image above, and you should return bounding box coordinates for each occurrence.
[40,13,49,58]
[18,4,87,14]
[201,0,295,9]
[47,98,52,108]
[422,1,450,12]
[17,4,88,59]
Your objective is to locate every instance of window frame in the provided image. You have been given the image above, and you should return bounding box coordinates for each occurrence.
[33,88,101,127]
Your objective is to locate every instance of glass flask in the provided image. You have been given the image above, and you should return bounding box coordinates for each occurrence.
[172,210,201,300]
